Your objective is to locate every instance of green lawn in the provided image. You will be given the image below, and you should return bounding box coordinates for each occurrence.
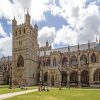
[0,88,23,94]
[0,85,37,94]
[5,88,100,100]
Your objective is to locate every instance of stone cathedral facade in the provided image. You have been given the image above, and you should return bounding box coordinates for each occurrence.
[38,41,100,87]
[1,12,100,87]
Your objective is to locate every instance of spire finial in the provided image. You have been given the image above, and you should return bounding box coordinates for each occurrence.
[27,8,29,14]
[34,22,38,27]
[13,16,16,21]
[88,40,90,49]
[68,45,70,52]
[46,40,49,47]
[78,42,79,50]
[96,37,98,43]
[12,16,17,27]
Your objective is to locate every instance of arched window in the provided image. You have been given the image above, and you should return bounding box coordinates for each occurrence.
[91,53,96,63]
[61,71,67,86]
[81,70,89,85]
[53,58,56,67]
[70,71,78,83]
[46,58,50,66]
[94,69,100,83]
[62,57,68,67]
[80,54,87,64]
[43,61,46,66]
[70,55,77,65]
[37,73,40,83]
[19,30,21,35]
[17,55,24,67]
[15,31,17,36]
[51,73,54,86]
[44,72,48,83]
[42,60,45,66]
[24,28,25,33]
[0,66,2,71]
[39,60,41,68]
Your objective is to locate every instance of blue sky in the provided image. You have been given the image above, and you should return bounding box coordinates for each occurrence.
[0,17,11,37]
[0,0,100,57]
[38,11,68,30]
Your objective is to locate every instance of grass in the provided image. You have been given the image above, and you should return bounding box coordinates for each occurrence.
[0,85,37,95]
[5,88,100,100]
[0,87,23,94]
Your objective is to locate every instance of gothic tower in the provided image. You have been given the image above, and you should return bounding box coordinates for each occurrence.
[12,12,38,86]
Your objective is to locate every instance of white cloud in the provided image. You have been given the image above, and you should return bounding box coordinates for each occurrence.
[38,27,55,47]
[55,25,77,46]
[49,0,100,46]
[0,0,24,24]
[0,0,100,55]
[0,23,7,37]
[0,21,12,57]
[30,0,50,21]
[0,36,12,56]
[0,0,50,24]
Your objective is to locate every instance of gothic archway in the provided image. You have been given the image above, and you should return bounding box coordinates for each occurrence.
[81,70,89,86]
[46,58,50,66]
[91,53,96,63]
[62,57,68,67]
[38,60,41,68]
[80,54,87,64]
[37,73,40,83]
[17,55,24,67]
[61,71,67,86]
[70,55,77,65]
[44,72,48,83]
[93,69,100,84]
[70,71,78,84]
[51,73,54,86]
[53,57,56,67]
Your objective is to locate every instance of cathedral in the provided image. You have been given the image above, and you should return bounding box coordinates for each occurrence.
[0,12,100,88]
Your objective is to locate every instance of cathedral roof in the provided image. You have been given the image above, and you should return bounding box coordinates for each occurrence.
[39,42,96,56]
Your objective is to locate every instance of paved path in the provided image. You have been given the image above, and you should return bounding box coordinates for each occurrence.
[0,89,38,100]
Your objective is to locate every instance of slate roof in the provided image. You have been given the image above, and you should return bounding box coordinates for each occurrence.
[39,42,97,56]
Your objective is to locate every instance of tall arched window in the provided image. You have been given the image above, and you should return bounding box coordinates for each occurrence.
[44,72,48,83]
[46,58,50,66]
[61,71,67,86]
[70,55,77,65]
[81,70,89,84]
[94,69,100,83]
[19,30,21,35]
[39,60,41,68]
[24,28,26,33]
[62,57,68,67]
[53,58,56,67]
[70,71,78,83]
[80,54,87,64]
[17,55,24,67]
[41,60,45,67]
[91,53,96,63]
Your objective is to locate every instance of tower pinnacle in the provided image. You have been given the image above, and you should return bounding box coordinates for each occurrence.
[25,8,30,25]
